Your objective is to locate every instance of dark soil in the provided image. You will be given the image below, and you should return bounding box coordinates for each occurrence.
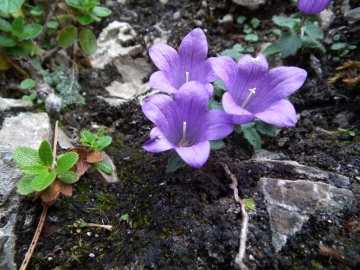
[3,0,360,269]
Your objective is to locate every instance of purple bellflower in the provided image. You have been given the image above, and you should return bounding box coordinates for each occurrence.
[142,81,233,168]
[210,54,307,127]
[148,28,218,96]
[297,0,332,15]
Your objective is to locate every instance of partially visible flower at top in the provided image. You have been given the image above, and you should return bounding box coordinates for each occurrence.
[297,0,333,15]
[142,81,233,168]
[148,28,218,96]
[210,54,307,127]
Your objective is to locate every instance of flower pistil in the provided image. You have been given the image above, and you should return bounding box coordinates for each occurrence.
[241,88,256,108]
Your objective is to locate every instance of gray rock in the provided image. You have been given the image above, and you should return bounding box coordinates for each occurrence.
[345,7,360,24]
[332,112,349,128]
[0,98,32,111]
[232,0,267,10]
[258,178,355,251]
[89,21,152,105]
[0,112,52,270]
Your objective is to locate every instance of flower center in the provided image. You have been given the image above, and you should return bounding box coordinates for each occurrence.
[178,121,193,147]
[241,87,256,108]
[186,71,189,83]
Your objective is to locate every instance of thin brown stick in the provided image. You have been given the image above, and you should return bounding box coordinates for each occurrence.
[52,121,59,170]
[220,162,249,270]
[19,204,49,270]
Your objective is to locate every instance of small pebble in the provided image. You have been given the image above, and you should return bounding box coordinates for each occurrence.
[249,254,255,260]
[89,253,95,258]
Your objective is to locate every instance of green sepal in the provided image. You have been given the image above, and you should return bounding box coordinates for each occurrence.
[20,164,49,175]
[18,175,36,195]
[13,146,42,167]
[91,161,113,174]
[31,172,56,191]
[54,152,78,173]
[58,171,78,183]
[38,140,53,167]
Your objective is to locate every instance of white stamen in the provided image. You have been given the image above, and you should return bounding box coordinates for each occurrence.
[182,121,187,141]
[241,88,256,108]
[186,72,189,83]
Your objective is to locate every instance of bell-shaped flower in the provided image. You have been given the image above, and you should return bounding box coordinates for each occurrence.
[210,54,307,127]
[297,0,333,15]
[142,81,233,168]
[148,28,218,96]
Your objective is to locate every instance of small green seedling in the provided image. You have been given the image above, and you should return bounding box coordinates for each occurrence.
[13,140,78,197]
[337,128,355,137]
[74,220,88,233]
[19,78,43,104]
[69,129,113,174]
[121,214,129,222]
[330,35,357,62]
[243,198,256,211]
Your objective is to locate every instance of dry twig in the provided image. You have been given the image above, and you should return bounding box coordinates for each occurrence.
[220,162,249,270]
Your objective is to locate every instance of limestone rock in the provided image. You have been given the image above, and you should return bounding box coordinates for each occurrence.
[232,0,267,10]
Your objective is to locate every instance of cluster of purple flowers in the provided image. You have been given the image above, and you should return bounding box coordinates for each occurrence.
[142,28,307,168]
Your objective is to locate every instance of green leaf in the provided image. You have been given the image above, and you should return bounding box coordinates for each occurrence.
[46,21,59,29]
[208,97,224,111]
[272,15,300,30]
[232,43,245,52]
[245,34,258,42]
[333,34,340,41]
[91,161,113,174]
[0,35,18,47]
[273,29,282,36]
[20,164,49,175]
[58,25,78,48]
[301,36,325,52]
[280,33,302,57]
[250,18,260,29]
[18,175,36,195]
[255,121,277,136]
[96,136,112,149]
[243,198,255,211]
[262,42,281,56]
[31,172,56,191]
[81,130,96,145]
[13,146,42,167]
[55,152,78,173]
[83,2,99,9]
[331,43,346,50]
[242,126,261,150]
[58,171,78,183]
[78,13,93,25]
[91,6,111,17]
[236,16,246,24]
[97,129,105,137]
[349,131,356,136]
[348,45,357,50]
[0,0,24,14]
[79,28,97,55]
[0,18,12,32]
[303,22,323,39]
[38,140,53,167]
[20,78,36,90]
[21,24,43,39]
[22,95,32,101]
[210,140,225,150]
[340,49,349,57]
[11,16,24,35]
[121,213,129,221]
[65,0,83,9]
[220,49,242,62]
[2,42,43,56]
[166,154,186,173]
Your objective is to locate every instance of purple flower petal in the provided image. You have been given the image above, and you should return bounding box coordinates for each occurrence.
[148,28,217,94]
[149,71,178,94]
[212,54,307,127]
[255,99,297,127]
[143,127,174,152]
[175,141,210,168]
[202,110,233,141]
[222,92,255,124]
[298,0,332,15]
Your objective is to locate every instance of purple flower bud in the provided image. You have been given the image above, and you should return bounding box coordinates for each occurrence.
[297,0,333,15]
